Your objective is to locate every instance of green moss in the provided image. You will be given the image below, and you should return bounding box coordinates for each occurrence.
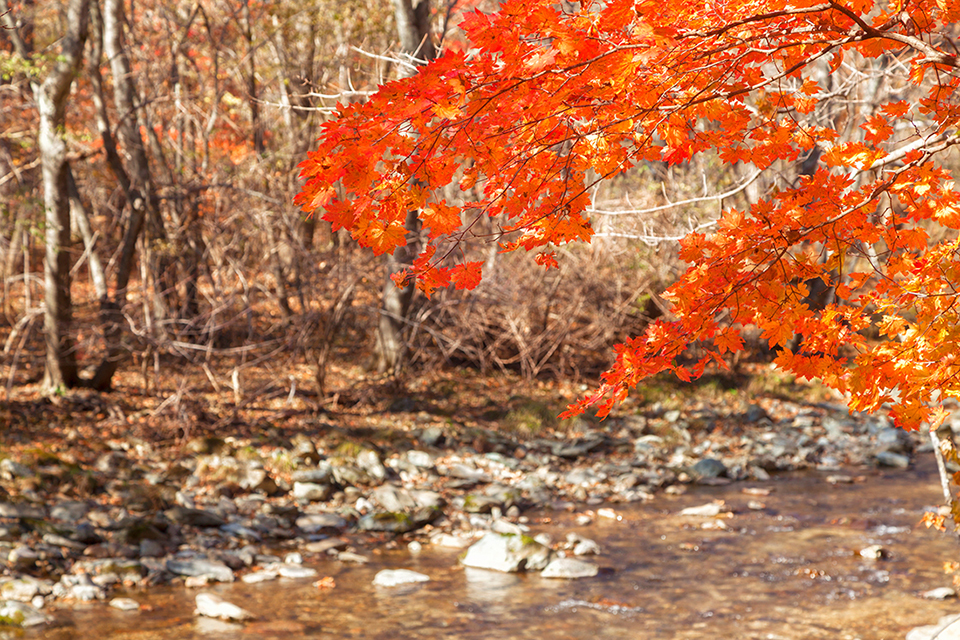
[334,441,369,459]
[0,610,25,627]
[502,400,558,435]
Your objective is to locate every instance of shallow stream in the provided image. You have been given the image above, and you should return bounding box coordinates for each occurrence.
[31,460,960,639]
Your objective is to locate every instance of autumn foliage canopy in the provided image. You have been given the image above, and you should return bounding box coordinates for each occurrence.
[296,0,960,429]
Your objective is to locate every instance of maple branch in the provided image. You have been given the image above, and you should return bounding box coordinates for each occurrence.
[588,170,762,217]
[867,132,958,172]
[827,1,959,68]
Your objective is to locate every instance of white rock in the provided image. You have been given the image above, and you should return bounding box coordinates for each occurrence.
[0,600,50,627]
[430,533,472,549]
[573,539,602,556]
[194,592,254,622]
[373,569,430,587]
[460,532,552,573]
[241,570,278,584]
[277,565,318,579]
[292,482,330,502]
[907,614,960,640]
[922,587,958,600]
[859,544,886,560]
[680,502,724,517]
[541,557,599,579]
[109,598,140,611]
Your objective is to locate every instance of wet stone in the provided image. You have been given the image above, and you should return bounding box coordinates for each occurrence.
[876,451,910,469]
[295,513,347,534]
[303,538,348,554]
[541,557,599,579]
[194,592,254,622]
[461,532,552,573]
[0,459,34,479]
[0,600,50,627]
[109,598,140,611]
[50,501,90,522]
[291,466,332,484]
[373,484,417,512]
[167,558,235,583]
[292,482,333,502]
[907,614,960,640]
[373,569,430,587]
[164,506,226,528]
[689,458,727,481]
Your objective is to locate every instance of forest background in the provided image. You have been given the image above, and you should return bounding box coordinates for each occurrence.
[1,0,957,444]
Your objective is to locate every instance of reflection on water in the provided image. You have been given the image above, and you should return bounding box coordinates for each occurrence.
[32,459,960,639]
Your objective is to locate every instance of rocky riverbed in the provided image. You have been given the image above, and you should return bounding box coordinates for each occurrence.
[0,394,951,631]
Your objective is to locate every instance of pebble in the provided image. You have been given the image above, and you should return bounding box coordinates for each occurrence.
[680,502,725,517]
[0,600,51,627]
[372,569,430,587]
[109,598,140,611]
[194,592,254,621]
[921,587,957,600]
[541,557,599,579]
[860,544,887,560]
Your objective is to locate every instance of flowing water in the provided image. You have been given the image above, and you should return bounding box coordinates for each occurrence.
[29,460,960,639]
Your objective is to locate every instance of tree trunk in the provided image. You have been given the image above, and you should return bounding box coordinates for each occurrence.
[35,0,90,391]
[375,0,437,374]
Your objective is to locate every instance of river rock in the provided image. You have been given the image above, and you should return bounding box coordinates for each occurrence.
[54,573,105,601]
[276,564,318,579]
[356,450,387,484]
[49,501,90,522]
[0,459,33,479]
[859,544,886,560]
[430,532,473,549]
[403,450,435,469]
[8,546,38,569]
[291,465,333,484]
[372,569,430,587]
[331,463,370,487]
[373,484,417,512]
[167,558,235,583]
[364,504,440,533]
[875,451,910,469]
[109,598,140,611]
[680,502,725,517]
[440,463,491,483]
[907,614,960,640]
[0,577,52,602]
[573,538,602,556]
[304,538,348,554]
[194,592,254,622]
[0,600,50,627]
[461,532,552,573]
[541,557,599,579]
[293,482,333,502]
[689,458,727,481]
[164,506,225,528]
[295,513,347,534]
[462,494,502,514]
[241,570,278,584]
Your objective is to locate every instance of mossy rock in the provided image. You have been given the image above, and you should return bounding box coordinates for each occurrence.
[502,400,559,436]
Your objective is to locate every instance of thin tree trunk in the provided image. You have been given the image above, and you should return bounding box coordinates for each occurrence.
[375,0,437,374]
[34,0,90,390]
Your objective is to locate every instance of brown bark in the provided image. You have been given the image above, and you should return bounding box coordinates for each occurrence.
[375,0,437,374]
